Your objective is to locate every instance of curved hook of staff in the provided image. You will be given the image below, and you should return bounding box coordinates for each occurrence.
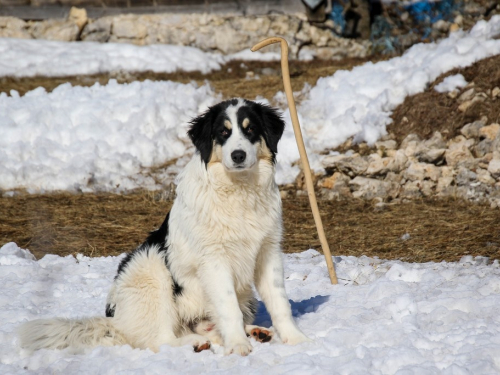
[251,37,338,285]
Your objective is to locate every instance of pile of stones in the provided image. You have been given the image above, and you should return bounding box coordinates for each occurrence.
[307,118,500,208]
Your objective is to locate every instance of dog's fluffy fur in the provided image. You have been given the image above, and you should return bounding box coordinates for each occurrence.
[18,98,310,356]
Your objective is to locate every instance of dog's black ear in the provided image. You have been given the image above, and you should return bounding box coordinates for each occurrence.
[254,103,285,155]
[187,105,219,165]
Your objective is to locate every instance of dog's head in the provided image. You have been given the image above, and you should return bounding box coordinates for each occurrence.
[187,99,285,172]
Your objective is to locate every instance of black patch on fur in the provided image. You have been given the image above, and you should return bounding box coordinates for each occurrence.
[105,304,115,318]
[244,100,285,163]
[187,99,238,165]
[112,212,183,307]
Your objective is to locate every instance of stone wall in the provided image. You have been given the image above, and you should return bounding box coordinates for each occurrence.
[0,7,370,59]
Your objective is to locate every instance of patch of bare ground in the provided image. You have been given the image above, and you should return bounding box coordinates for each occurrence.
[1,193,498,263]
[0,57,380,102]
[389,54,500,143]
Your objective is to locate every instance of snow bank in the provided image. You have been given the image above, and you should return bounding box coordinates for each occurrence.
[274,15,500,183]
[0,80,218,192]
[0,38,289,78]
[1,242,500,374]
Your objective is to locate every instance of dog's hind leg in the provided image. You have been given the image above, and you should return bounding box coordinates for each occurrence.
[112,246,210,352]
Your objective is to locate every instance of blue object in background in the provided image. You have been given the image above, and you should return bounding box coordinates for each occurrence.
[329,2,347,34]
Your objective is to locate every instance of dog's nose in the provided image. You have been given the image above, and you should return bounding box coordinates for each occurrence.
[231,150,246,164]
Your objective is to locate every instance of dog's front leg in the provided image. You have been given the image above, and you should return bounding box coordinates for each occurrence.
[198,259,252,356]
[255,242,311,345]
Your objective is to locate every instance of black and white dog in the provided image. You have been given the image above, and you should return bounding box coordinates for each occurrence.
[19,98,310,356]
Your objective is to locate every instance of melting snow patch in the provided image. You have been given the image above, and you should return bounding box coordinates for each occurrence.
[434,74,468,93]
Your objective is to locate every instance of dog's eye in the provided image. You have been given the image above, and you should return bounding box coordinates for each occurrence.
[247,126,254,134]
[220,129,229,137]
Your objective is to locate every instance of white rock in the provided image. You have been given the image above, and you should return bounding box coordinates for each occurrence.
[436,176,455,193]
[349,177,398,200]
[476,168,496,185]
[460,120,485,139]
[458,88,475,102]
[404,162,441,182]
[0,16,31,39]
[375,139,397,151]
[488,158,500,179]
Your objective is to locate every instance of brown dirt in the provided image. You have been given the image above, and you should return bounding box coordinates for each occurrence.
[389,54,500,144]
[1,193,499,263]
[0,57,381,102]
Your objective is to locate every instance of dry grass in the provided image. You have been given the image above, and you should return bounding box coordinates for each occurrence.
[1,192,498,263]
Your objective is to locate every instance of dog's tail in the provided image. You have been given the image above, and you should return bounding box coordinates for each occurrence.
[18,317,127,352]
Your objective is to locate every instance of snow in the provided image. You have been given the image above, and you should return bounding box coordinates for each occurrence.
[434,74,468,93]
[0,80,219,192]
[1,16,500,189]
[0,38,290,78]
[1,242,500,374]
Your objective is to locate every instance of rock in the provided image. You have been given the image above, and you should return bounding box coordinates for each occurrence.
[401,133,421,150]
[445,136,474,167]
[488,158,500,179]
[420,180,436,197]
[329,155,368,176]
[321,154,348,169]
[433,20,450,32]
[473,139,494,158]
[446,147,474,167]
[492,87,500,98]
[461,120,485,139]
[365,150,407,176]
[423,131,446,149]
[449,23,460,33]
[476,168,496,185]
[401,181,422,199]
[404,162,441,182]
[479,124,500,141]
[81,17,112,42]
[68,6,87,31]
[0,16,31,39]
[455,167,477,185]
[349,177,399,200]
[416,148,445,164]
[375,139,397,151]
[30,19,80,41]
[112,16,148,42]
[458,100,473,112]
[458,88,475,102]
[436,176,455,194]
[318,172,350,190]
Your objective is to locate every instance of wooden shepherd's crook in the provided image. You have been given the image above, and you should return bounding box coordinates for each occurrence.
[251,37,338,285]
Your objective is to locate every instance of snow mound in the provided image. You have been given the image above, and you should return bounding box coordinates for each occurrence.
[0,80,219,192]
[0,39,225,77]
[434,74,468,93]
[1,242,500,374]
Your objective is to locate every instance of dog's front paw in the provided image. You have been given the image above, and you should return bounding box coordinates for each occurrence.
[280,330,312,345]
[224,341,253,356]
